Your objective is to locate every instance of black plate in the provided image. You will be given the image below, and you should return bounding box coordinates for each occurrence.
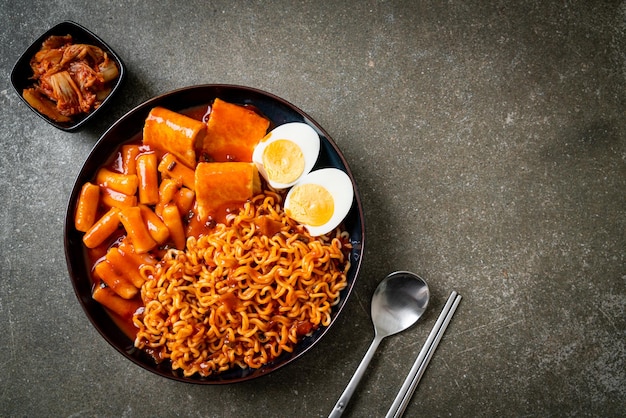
[10,21,126,132]
[64,85,365,383]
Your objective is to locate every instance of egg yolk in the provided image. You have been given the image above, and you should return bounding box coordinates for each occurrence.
[262,139,305,184]
[286,183,334,227]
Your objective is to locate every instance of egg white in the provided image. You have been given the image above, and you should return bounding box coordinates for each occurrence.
[284,168,354,236]
[252,122,320,189]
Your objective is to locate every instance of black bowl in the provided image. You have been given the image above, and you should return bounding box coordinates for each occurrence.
[10,21,126,132]
[64,85,365,383]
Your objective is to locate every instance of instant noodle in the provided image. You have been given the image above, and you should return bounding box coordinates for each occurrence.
[134,192,350,376]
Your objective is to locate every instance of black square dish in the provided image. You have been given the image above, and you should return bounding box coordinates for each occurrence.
[10,21,126,132]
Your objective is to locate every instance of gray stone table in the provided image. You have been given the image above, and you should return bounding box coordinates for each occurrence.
[1,1,624,416]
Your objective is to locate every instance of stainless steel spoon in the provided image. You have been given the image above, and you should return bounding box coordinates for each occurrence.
[328,271,430,418]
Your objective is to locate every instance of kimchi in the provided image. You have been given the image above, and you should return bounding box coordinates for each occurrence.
[23,34,119,122]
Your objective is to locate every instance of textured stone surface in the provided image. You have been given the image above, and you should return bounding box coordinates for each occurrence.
[1,1,624,416]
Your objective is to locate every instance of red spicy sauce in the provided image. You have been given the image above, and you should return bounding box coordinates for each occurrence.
[86,103,272,340]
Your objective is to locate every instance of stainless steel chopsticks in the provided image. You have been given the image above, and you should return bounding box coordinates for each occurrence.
[385,291,462,418]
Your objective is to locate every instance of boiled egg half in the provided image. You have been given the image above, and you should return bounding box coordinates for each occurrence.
[284,168,354,236]
[252,122,320,189]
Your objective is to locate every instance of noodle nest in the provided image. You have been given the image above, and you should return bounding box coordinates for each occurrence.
[133,192,351,377]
